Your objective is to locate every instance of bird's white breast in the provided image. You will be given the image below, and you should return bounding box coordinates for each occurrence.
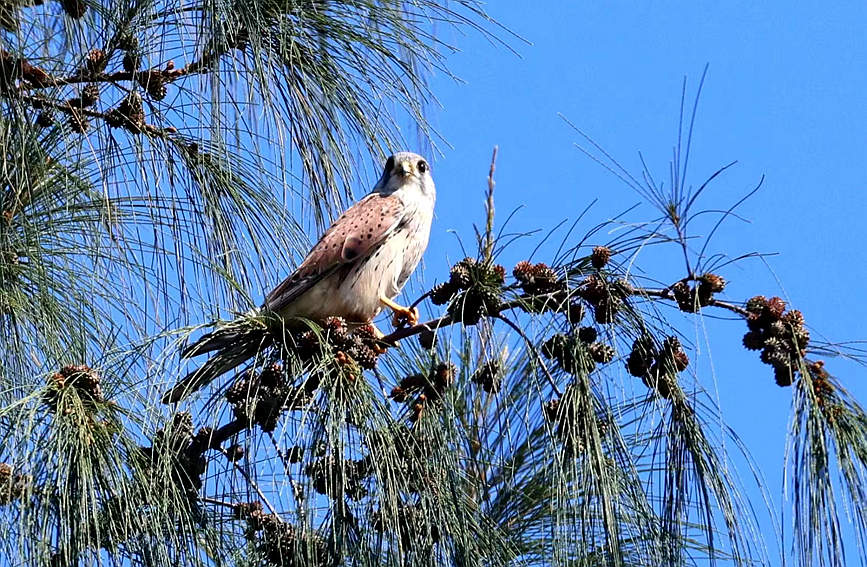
[282,188,433,324]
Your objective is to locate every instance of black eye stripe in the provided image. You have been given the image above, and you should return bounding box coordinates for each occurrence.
[384,156,395,174]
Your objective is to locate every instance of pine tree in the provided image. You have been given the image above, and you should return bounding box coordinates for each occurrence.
[0,3,864,567]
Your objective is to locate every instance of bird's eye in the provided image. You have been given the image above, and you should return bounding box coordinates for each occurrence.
[418,160,428,173]
[384,156,395,173]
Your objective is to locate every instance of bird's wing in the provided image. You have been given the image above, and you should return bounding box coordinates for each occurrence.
[264,192,406,313]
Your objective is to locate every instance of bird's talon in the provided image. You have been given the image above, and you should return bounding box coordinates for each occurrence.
[391,306,419,328]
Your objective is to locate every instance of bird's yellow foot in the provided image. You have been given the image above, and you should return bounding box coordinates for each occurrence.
[380,296,419,328]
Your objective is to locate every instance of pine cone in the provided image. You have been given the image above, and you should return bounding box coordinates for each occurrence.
[489,263,506,283]
[745,296,768,315]
[644,371,672,399]
[352,344,378,370]
[626,338,655,378]
[587,342,615,364]
[80,84,99,106]
[699,272,726,293]
[591,246,612,269]
[139,71,167,101]
[513,260,561,295]
[429,362,456,398]
[672,350,689,371]
[593,295,620,324]
[118,33,138,52]
[760,345,789,369]
[452,293,485,325]
[398,374,425,390]
[671,280,698,313]
[67,112,88,132]
[566,301,585,323]
[35,111,54,128]
[122,52,141,73]
[577,326,597,343]
[793,327,810,350]
[85,49,106,74]
[449,261,473,289]
[479,286,502,313]
[742,330,765,351]
[323,316,348,343]
[110,92,145,133]
[390,386,408,402]
[541,333,567,360]
[225,444,245,462]
[782,309,805,327]
[766,320,786,337]
[577,274,607,305]
[766,297,786,319]
[774,366,793,387]
[513,260,533,282]
[471,360,503,393]
[430,281,456,305]
[418,328,435,350]
[258,362,283,388]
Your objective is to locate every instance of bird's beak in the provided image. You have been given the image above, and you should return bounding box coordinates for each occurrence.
[396,159,414,178]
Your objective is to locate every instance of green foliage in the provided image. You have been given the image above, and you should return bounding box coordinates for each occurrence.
[1,3,866,567]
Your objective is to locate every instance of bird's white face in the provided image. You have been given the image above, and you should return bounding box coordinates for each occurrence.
[373,151,435,199]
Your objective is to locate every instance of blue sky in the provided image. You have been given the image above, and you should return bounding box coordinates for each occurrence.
[407,1,867,560]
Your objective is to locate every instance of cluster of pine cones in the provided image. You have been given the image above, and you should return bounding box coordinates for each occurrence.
[225,362,311,433]
[0,463,30,505]
[43,364,105,412]
[430,257,505,325]
[741,296,810,386]
[15,29,181,136]
[625,336,689,399]
[471,359,503,393]
[305,455,371,500]
[235,502,331,567]
[224,318,385,432]
[669,273,726,313]
[541,327,615,376]
[371,503,442,548]
[137,412,213,497]
[390,362,455,422]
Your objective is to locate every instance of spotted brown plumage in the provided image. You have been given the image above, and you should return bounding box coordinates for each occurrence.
[162,152,436,403]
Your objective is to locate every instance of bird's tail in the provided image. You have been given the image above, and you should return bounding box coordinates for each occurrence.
[161,312,277,404]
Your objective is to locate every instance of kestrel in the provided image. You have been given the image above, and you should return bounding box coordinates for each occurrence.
[162,152,436,403]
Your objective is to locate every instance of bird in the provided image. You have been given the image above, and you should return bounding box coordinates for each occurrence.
[161,151,436,403]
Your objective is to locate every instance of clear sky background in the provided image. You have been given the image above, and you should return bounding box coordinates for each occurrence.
[403,1,867,561]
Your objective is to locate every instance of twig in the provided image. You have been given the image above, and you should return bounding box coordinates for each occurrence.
[217,445,280,517]
[19,60,200,91]
[266,431,307,521]
[483,146,498,263]
[496,313,563,397]
[21,94,179,140]
[21,70,137,90]
[199,496,240,509]
[210,417,247,447]
[382,284,750,347]
[639,287,750,317]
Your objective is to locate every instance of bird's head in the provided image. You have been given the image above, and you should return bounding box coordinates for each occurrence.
[373,151,435,198]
